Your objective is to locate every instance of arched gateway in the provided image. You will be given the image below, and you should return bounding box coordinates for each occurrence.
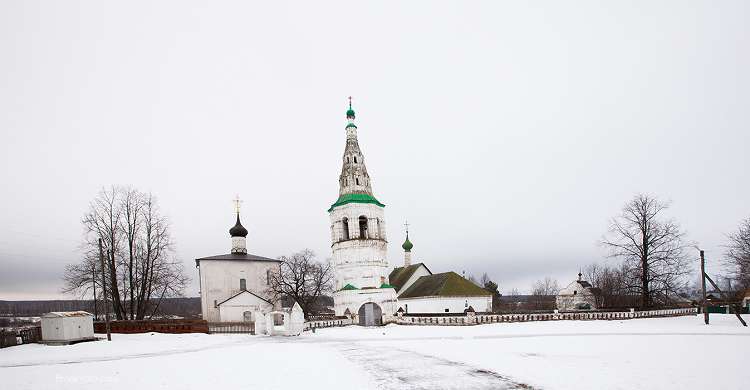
[358,302,383,326]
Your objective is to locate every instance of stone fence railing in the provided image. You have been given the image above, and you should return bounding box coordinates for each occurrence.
[393,307,698,326]
[304,318,353,331]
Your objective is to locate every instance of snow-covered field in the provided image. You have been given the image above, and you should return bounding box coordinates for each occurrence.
[2,314,748,390]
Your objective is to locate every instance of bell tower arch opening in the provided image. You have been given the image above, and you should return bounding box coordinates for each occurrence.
[358,216,368,239]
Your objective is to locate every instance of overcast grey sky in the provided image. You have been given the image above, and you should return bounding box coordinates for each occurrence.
[1,1,748,300]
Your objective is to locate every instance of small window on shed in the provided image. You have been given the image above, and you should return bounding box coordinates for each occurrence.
[240,278,246,291]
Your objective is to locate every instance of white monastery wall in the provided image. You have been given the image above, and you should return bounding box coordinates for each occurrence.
[333,288,397,317]
[399,296,492,314]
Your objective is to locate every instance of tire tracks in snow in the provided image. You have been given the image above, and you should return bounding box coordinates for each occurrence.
[332,342,536,390]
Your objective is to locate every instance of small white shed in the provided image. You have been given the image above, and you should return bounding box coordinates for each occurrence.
[41,311,95,345]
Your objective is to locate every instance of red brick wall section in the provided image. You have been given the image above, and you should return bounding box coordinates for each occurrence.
[94,319,209,334]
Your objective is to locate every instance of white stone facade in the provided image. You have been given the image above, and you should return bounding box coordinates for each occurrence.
[217,290,274,322]
[329,202,389,290]
[399,296,492,314]
[198,259,280,322]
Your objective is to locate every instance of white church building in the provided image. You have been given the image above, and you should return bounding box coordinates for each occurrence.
[195,208,281,324]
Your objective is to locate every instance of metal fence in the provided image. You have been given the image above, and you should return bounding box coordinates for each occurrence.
[304,318,353,331]
[394,307,698,326]
[207,322,255,334]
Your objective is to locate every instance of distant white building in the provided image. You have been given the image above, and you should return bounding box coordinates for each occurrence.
[556,273,599,311]
[195,207,281,324]
[40,311,95,345]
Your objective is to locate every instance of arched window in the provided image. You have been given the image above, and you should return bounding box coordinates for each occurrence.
[240,278,246,291]
[376,219,382,238]
[359,216,368,239]
[354,156,358,163]
[355,177,360,185]
[342,218,350,240]
[346,156,350,163]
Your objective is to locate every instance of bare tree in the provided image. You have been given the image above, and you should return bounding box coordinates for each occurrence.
[64,186,188,320]
[725,218,750,290]
[602,194,690,308]
[266,249,333,319]
[529,277,559,310]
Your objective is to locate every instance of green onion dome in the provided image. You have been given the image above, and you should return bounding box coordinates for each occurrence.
[402,234,413,252]
[346,108,355,119]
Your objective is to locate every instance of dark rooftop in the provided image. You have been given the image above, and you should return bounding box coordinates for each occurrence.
[195,252,280,266]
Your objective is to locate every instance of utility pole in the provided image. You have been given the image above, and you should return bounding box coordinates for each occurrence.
[700,250,708,325]
[92,264,98,321]
[98,239,112,341]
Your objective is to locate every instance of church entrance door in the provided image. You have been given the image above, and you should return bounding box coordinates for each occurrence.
[358,303,382,326]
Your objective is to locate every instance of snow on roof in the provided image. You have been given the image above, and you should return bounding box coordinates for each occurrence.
[42,311,93,318]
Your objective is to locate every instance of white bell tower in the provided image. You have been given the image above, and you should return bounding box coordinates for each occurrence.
[328,98,397,320]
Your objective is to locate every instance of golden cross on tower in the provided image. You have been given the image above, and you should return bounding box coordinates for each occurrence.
[404,220,410,235]
[233,195,242,214]
[348,96,352,108]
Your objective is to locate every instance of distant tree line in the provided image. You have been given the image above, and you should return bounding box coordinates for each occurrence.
[0,297,201,320]
[62,186,189,320]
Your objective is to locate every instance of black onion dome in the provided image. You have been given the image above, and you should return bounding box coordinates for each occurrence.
[229,214,248,237]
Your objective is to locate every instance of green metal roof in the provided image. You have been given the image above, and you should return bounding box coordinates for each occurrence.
[346,123,357,129]
[341,283,358,291]
[398,272,492,299]
[379,283,395,289]
[328,193,385,212]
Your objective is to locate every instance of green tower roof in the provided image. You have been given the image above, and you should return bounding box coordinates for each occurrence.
[328,193,385,212]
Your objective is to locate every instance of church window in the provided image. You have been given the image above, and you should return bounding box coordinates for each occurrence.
[359,216,368,239]
[376,219,382,238]
[354,156,358,163]
[214,300,217,308]
[445,308,449,313]
[240,278,246,291]
[346,156,350,163]
[573,290,577,295]
[342,218,350,240]
[405,304,408,313]
[356,178,360,185]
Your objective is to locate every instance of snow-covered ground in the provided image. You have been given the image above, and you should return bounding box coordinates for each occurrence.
[2,314,748,390]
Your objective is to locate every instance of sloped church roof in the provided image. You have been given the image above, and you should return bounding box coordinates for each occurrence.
[399,272,492,299]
